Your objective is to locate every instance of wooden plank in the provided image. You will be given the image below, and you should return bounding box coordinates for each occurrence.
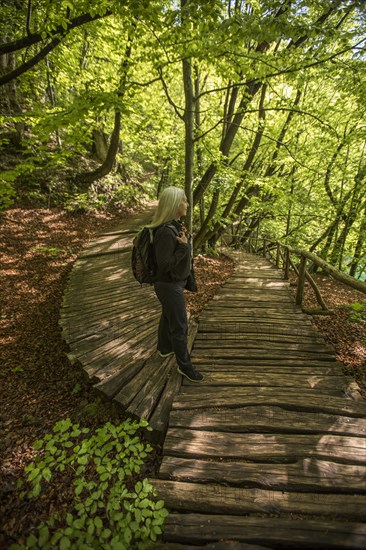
[126,354,174,420]
[70,321,157,367]
[85,333,156,380]
[163,428,366,464]
[94,359,146,399]
[62,293,156,318]
[161,514,366,548]
[188,363,344,376]
[192,349,335,362]
[62,309,159,343]
[158,456,366,494]
[198,322,320,338]
[182,372,348,394]
[191,358,342,370]
[146,321,198,441]
[193,339,332,354]
[113,349,164,409]
[167,406,366,437]
[151,479,366,520]
[68,315,159,358]
[172,387,366,416]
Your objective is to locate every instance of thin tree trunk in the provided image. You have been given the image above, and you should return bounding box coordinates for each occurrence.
[349,201,366,278]
[77,26,135,186]
[181,0,194,232]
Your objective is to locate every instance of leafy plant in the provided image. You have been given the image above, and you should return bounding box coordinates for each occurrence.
[345,300,366,323]
[33,245,71,257]
[12,418,168,549]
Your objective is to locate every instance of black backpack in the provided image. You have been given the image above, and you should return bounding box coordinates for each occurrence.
[131,224,178,285]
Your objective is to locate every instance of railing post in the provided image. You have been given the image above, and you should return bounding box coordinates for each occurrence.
[276,242,280,268]
[284,247,290,280]
[263,239,267,257]
[296,254,307,306]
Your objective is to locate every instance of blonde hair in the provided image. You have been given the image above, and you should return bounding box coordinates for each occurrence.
[147,186,185,228]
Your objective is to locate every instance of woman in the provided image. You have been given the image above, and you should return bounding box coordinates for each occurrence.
[147,186,204,382]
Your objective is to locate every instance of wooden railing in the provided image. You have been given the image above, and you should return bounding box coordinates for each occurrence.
[244,237,366,315]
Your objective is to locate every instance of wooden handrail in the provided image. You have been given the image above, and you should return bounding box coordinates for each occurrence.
[243,237,366,314]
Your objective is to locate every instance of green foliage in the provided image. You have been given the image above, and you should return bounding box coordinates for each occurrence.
[13,418,168,549]
[0,180,16,211]
[345,300,366,323]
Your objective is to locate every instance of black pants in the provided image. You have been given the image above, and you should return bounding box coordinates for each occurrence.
[154,281,192,370]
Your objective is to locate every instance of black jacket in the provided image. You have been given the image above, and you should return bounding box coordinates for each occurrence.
[153,220,191,283]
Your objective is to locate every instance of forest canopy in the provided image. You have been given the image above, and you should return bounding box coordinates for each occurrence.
[1,0,365,277]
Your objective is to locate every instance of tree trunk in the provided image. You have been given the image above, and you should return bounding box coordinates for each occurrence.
[349,201,366,278]
[181,0,194,232]
[77,25,135,186]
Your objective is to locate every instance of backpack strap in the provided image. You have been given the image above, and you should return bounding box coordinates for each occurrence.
[164,223,179,236]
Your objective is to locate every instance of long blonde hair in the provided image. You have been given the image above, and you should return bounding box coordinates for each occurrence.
[147,186,185,228]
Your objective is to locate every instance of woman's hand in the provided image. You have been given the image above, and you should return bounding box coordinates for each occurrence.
[176,233,188,244]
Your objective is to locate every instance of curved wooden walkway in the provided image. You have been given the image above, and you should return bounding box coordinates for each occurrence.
[60,207,196,436]
[153,253,366,549]
[60,213,366,548]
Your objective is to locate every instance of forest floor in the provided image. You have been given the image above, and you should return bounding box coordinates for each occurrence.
[1,206,365,546]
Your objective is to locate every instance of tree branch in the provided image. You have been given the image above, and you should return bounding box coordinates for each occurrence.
[0,10,113,55]
[0,37,62,87]
[157,67,184,120]
[196,37,366,101]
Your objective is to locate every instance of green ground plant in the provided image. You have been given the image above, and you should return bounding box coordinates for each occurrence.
[11,418,168,549]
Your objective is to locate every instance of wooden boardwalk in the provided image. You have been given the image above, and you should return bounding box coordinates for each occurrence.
[152,253,366,549]
[60,213,366,548]
[59,207,196,437]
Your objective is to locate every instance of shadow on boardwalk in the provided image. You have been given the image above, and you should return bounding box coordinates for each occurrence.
[60,213,366,549]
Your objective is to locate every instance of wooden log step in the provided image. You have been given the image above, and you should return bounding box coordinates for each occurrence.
[227,279,290,288]
[164,428,366,465]
[192,358,341,370]
[84,333,156,380]
[168,406,366,437]
[61,302,157,330]
[200,308,311,316]
[68,320,157,366]
[61,310,160,343]
[188,362,344,376]
[62,285,153,309]
[172,387,366,417]
[158,456,366,494]
[80,234,134,256]
[61,292,156,317]
[193,339,332,354]
[195,332,326,345]
[204,301,298,310]
[151,479,366,520]
[94,359,146,399]
[212,292,294,303]
[125,354,174,420]
[113,354,163,409]
[146,321,198,441]
[163,428,366,464]
[68,319,159,357]
[152,542,269,550]
[192,349,335,362]
[232,271,284,279]
[198,322,321,338]
[182,372,348,394]
[161,513,366,548]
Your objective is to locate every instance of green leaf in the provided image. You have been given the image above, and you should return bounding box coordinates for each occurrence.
[38,526,49,546]
[42,468,52,482]
[26,534,37,548]
[33,439,44,451]
[28,467,40,481]
[94,517,103,530]
[60,536,71,550]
